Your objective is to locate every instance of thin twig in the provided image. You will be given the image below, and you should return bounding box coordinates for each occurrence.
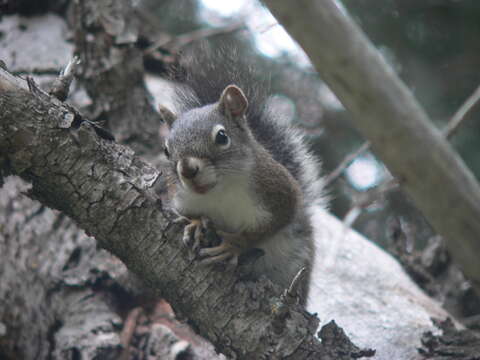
[284,266,307,304]
[342,177,399,227]
[271,267,310,334]
[49,56,81,101]
[258,22,278,34]
[325,141,370,186]
[145,22,246,55]
[443,84,480,139]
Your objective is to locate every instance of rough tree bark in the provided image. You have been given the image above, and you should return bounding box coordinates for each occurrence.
[0,10,130,360]
[71,0,164,157]
[263,0,480,294]
[0,177,125,359]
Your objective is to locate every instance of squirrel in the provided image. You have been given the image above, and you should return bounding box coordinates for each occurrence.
[160,48,325,304]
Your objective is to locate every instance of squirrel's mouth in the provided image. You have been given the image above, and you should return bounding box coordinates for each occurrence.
[176,157,217,194]
[179,178,216,194]
[191,182,215,194]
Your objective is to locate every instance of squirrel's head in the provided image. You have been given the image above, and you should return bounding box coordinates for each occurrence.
[162,85,255,195]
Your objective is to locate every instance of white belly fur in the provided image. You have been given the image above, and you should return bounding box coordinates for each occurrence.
[174,175,271,233]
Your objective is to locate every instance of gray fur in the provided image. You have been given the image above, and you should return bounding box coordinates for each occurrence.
[165,48,326,302]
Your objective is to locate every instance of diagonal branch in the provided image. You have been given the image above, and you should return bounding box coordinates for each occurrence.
[324,141,370,186]
[443,84,480,139]
[263,0,480,294]
[0,67,368,359]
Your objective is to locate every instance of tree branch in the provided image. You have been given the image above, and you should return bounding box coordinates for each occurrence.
[324,141,370,186]
[263,0,480,293]
[443,84,480,139]
[71,0,163,157]
[0,66,368,359]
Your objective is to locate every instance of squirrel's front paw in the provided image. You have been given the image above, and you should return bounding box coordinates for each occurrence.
[198,239,241,267]
[181,217,208,252]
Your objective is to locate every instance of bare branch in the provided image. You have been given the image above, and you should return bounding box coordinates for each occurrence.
[342,177,399,227]
[49,56,81,101]
[443,84,480,139]
[145,22,246,55]
[325,141,370,186]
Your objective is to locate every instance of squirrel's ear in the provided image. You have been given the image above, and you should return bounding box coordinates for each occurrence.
[219,85,248,118]
[159,105,177,127]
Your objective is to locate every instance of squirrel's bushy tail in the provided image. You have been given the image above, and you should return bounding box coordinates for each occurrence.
[170,42,326,210]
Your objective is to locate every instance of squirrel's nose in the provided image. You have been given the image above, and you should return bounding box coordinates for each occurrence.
[178,158,200,179]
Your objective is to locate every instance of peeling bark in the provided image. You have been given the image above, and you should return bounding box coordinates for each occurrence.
[419,319,480,359]
[71,0,163,156]
[0,177,124,359]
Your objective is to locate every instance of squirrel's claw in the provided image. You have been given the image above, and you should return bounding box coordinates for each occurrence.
[182,218,205,251]
[199,253,238,267]
[198,240,240,267]
[173,216,189,225]
[181,218,240,267]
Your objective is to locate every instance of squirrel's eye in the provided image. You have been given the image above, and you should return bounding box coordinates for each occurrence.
[211,124,230,149]
[215,129,229,146]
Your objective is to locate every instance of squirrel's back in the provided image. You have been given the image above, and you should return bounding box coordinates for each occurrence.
[171,45,326,210]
